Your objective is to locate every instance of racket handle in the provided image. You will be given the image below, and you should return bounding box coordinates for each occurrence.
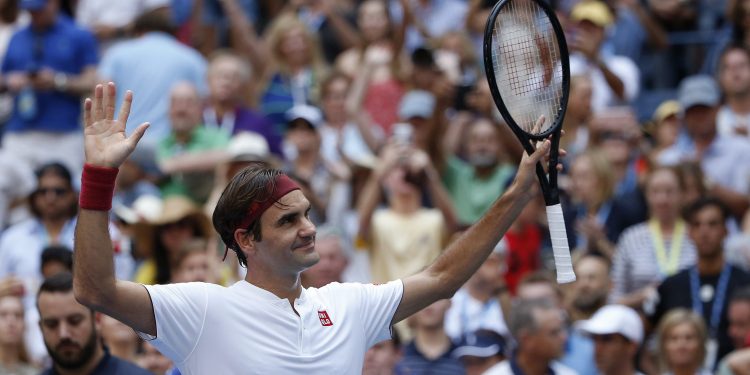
[546,203,576,283]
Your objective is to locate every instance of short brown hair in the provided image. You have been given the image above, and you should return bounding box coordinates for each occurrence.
[212,162,285,267]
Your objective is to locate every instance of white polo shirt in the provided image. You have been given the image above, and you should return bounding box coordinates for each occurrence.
[141,279,403,375]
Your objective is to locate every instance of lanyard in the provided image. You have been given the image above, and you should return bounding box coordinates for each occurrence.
[690,264,731,337]
[648,219,685,277]
[203,108,236,135]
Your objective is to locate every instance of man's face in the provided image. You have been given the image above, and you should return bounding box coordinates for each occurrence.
[175,252,211,283]
[169,85,203,135]
[524,309,567,361]
[33,173,75,221]
[728,300,750,349]
[302,236,348,288]
[412,299,451,330]
[682,105,718,140]
[719,49,750,97]
[592,334,636,375]
[38,291,100,370]
[29,0,58,29]
[251,190,319,275]
[285,120,320,155]
[572,257,610,313]
[208,58,246,103]
[466,120,500,168]
[688,205,727,259]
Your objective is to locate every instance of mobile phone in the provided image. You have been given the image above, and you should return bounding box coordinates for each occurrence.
[392,122,413,146]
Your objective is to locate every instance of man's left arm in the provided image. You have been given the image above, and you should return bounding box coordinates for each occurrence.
[391,140,550,324]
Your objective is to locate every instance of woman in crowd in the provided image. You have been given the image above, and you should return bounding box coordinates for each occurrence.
[657,309,712,375]
[0,295,36,375]
[611,166,696,307]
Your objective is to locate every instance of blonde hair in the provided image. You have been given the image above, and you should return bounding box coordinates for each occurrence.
[575,149,616,209]
[656,309,707,372]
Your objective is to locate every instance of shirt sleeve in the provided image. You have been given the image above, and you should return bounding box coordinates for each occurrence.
[141,282,210,364]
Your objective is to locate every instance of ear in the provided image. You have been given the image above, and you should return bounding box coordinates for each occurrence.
[93,311,103,331]
[233,228,256,258]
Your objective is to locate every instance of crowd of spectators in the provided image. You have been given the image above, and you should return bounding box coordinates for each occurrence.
[0,0,750,373]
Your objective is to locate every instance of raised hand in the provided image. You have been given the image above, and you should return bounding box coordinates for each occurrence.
[83,83,148,168]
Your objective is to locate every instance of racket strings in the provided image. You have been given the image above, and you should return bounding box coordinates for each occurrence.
[491,1,564,136]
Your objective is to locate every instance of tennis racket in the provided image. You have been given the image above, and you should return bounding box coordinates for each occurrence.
[483,0,575,283]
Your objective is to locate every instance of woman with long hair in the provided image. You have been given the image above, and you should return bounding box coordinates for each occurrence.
[0,295,36,375]
[611,166,697,307]
[657,309,712,375]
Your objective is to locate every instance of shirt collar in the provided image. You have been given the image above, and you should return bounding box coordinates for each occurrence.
[232,280,308,309]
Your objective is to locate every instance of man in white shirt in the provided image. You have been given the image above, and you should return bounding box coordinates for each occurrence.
[70,83,555,374]
[716,46,750,138]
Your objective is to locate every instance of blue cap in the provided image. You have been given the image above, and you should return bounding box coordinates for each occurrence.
[453,330,506,359]
[20,0,47,10]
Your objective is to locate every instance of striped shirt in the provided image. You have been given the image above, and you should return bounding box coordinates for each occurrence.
[611,222,697,302]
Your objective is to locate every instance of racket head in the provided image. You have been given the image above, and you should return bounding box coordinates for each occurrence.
[483,0,570,141]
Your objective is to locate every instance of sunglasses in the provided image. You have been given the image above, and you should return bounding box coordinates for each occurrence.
[35,187,69,197]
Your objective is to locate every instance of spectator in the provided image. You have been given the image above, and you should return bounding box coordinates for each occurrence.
[611,166,696,308]
[568,1,640,112]
[75,0,163,47]
[203,50,283,157]
[646,100,681,161]
[39,245,72,279]
[0,295,36,375]
[135,341,174,375]
[99,314,139,364]
[650,198,750,368]
[301,226,349,289]
[579,304,644,375]
[1,0,98,176]
[156,81,230,204]
[656,309,711,375]
[444,244,509,341]
[569,255,611,322]
[282,104,349,226]
[717,45,750,138]
[658,75,750,219]
[357,142,454,284]
[483,299,575,375]
[391,0,469,52]
[258,14,328,132]
[286,0,359,64]
[363,335,402,375]
[170,238,220,284]
[98,6,207,149]
[394,299,465,374]
[442,117,516,227]
[727,287,750,351]
[133,196,214,285]
[37,272,150,374]
[338,0,408,136]
[453,329,506,375]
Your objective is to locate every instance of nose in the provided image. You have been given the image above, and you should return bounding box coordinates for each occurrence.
[58,322,72,339]
[299,215,316,239]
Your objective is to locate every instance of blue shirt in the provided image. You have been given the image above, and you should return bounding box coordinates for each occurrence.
[1,15,98,132]
[395,341,465,375]
[41,347,151,375]
[98,32,207,147]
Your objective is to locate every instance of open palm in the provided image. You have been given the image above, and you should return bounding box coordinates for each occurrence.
[83,83,148,168]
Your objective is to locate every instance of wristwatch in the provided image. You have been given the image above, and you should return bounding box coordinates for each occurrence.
[54,73,68,91]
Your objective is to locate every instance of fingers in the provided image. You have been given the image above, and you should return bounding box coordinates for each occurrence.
[526,139,551,165]
[105,82,116,120]
[127,122,149,149]
[118,90,133,125]
[83,98,92,128]
[93,84,104,120]
[532,115,545,135]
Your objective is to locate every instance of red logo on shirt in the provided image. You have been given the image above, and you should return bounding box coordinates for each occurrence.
[318,310,333,326]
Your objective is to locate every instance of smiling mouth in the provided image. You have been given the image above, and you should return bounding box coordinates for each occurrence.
[294,241,315,251]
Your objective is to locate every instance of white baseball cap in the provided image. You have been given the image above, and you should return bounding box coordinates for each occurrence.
[578,305,643,344]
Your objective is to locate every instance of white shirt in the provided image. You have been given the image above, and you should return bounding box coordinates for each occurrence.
[570,52,640,113]
[142,279,404,375]
[483,359,579,375]
[716,105,750,139]
[444,288,509,340]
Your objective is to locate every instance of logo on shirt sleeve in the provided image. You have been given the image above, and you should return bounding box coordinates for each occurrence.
[318,310,333,326]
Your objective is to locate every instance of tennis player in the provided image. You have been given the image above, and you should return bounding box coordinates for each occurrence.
[73,83,553,374]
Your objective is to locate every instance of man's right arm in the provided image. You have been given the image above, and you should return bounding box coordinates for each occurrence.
[73,83,155,336]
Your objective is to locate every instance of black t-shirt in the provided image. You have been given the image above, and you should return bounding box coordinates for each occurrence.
[651,264,750,365]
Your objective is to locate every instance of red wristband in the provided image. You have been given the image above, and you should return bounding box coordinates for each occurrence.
[79,163,119,211]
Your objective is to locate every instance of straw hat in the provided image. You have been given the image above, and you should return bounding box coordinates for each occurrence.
[133,195,214,257]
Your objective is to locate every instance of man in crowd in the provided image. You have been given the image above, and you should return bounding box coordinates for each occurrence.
[650,197,750,368]
[394,299,464,373]
[1,0,99,176]
[301,226,350,288]
[716,45,750,138]
[37,272,150,374]
[579,304,644,375]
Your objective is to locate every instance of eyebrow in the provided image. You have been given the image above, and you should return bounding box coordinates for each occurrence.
[275,204,312,226]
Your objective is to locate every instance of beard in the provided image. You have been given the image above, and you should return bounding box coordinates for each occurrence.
[573,289,608,314]
[46,327,99,370]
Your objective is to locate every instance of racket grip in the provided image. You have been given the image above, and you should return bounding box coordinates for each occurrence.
[546,203,576,283]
